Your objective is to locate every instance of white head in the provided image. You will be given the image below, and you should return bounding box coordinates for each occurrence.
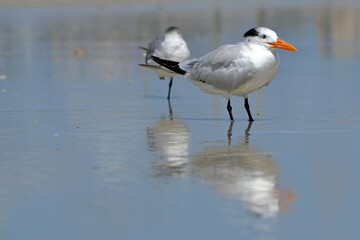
[162,26,190,61]
[244,27,297,51]
[164,26,183,38]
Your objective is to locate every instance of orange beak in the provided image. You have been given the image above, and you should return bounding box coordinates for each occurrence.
[269,38,298,51]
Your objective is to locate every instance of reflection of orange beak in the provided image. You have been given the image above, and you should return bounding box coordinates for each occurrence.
[269,38,298,51]
[279,187,297,213]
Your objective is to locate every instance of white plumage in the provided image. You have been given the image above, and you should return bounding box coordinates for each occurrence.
[153,27,297,121]
[140,26,190,99]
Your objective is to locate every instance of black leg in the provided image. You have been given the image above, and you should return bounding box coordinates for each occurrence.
[227,121,234,144]
[167,99,173,120]
[227,99,234,122]
[244,121,253,144]
[244,97,254,122]
[167,77,173,100]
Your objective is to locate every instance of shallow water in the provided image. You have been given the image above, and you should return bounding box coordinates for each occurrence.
[1,2,360,240]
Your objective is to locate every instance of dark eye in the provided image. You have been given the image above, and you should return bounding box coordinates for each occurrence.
[261,34,267,39]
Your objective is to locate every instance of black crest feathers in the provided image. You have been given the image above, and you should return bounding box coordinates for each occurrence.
[243,28,259,38]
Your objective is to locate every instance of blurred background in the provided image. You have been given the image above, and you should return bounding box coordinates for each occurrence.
[1,0,360,239]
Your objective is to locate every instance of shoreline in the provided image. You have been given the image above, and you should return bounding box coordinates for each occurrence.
[0,0,358,9]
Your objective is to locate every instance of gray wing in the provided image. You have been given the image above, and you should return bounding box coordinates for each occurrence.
[180,43,254,94]
[145,37,163,64]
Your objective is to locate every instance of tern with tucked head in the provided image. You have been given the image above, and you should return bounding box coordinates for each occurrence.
[152,27,297,121]
[139,26,190,99]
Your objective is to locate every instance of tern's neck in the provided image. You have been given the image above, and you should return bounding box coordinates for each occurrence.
[244,41,272,52]
[241,41,279,68]
[164,33,184,44]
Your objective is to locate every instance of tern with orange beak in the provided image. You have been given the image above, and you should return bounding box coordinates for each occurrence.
[152,27,297,121]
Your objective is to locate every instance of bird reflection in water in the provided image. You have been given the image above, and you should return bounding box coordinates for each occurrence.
[192,122,296,218]
[147,100,190,177]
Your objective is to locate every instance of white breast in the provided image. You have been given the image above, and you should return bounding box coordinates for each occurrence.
[232,50,280,97]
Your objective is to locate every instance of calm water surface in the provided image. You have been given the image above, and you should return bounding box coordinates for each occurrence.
[1,2,360,239]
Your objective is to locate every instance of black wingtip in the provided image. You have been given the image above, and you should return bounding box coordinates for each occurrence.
[151,56,186,75]
[151,56,160,61]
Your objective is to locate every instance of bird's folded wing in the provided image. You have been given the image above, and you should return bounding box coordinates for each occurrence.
[180,44,254,92]
[145,37,162,63]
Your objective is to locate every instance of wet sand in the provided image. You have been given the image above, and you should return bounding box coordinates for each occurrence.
[1,2,360,240]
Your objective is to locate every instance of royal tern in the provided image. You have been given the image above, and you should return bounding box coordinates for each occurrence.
[152,27,297,121]
[139,26,190,99]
